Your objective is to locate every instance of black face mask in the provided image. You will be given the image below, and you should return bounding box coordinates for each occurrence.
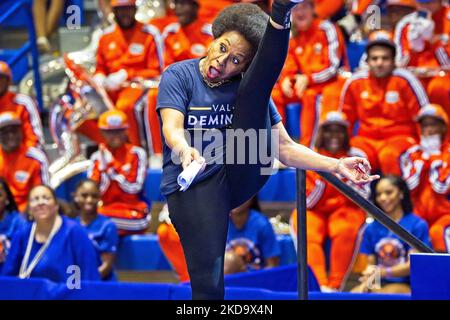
[113,7,137,30]
[116,17,136,30]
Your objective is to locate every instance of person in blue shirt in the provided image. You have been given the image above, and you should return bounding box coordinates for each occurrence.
[224,196,280,274]
[157,1,378,300]
[352,175,431,294]
[2,185,100,282]
[0,178,26,273]
[73,179,119,281]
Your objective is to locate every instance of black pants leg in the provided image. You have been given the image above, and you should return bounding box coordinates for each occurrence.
[227,23,291,208]
[167,167,231,300]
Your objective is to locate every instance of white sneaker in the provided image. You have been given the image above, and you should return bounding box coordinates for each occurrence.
[37,37,51,53]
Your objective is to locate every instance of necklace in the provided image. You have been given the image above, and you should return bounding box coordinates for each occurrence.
[199,59,230,88]
[19,215,63,279]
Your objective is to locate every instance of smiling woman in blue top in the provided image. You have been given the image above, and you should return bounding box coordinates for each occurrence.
[351,176,431,294]
[74,179,119,281]
[157,0,379,300]
[2,185,100,282]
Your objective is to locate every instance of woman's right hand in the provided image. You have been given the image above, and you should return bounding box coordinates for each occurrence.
[179,147,202,170]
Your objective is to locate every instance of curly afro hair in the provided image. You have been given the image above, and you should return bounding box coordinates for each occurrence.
[212,3,269,57]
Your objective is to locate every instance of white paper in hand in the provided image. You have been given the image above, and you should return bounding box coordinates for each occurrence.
[177,157,206,191]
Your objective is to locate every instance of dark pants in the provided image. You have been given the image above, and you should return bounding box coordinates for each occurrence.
[168,23,290,300]
[167,167,231,300]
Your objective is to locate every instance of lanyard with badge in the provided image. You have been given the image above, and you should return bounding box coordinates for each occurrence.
[19,215,63,279]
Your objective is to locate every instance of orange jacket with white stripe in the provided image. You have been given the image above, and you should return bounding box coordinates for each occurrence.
[162,19,213,67]
[88,143,149,234]
[198,1,273,22]
[351,0,375,16]
[0,92,44,148]
[315,0,345,20]
[400,142,450,225]
[339,68,429,139]
[394,7,450,70]
[88,143,147,208]
[95,22,164,79]
[305,149,370,213]
[148,11,177,33]
[0,144,49,212]
[281,19,347,87]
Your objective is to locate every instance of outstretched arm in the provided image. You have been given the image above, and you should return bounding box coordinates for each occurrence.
[275,122,379,184]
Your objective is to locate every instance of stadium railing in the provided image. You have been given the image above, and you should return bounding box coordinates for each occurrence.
[0,0,43,111]
[294,169,435,300]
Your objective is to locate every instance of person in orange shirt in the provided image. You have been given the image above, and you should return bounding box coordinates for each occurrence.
[92,0,164,152]
[314,0,345,21]
[400,104,450,252]
[272,0,347,147]
[198,0,272,23]
[394,0,450,115]
[143,0,214,161]
[290,111,367,291]
[0,112,49,212]
[156,204,190,282]
[87,110,150,236]
[0,61,44,148]
[163,0,213,67]
[339,31,429,175]
[386,0,417,29]
[148,0,178,32]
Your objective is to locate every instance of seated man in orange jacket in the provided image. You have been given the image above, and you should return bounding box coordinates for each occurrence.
[290,111,368,291]
[0,61,44,148]
[394,0,450,116]
[400,104,450,252]
[88,110,150,236]
[339,31,429,175]
[92,0,164,155]
[0,112,49,212]
[143,0,214,164]
[198,0,272,22]
[272,0,347,147]
[162,0,213,67]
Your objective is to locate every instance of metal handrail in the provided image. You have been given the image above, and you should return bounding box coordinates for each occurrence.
[295,169,435,300]
[0,0,43,111]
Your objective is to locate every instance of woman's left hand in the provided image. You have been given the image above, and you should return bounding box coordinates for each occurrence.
[334,157,380,185]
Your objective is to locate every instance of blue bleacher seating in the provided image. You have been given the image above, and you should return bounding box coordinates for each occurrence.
[54,171,88,203]
[55,168,299,204]
[116,234,297,271]
[0,275,412,300]
[346,40,368,72]
[285,103,301,140]
[411,253,450,300]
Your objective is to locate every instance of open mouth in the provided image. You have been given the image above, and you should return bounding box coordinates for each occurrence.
[207,66,221,80]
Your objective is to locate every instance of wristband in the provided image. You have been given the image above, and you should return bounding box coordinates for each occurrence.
[271,1,297,29]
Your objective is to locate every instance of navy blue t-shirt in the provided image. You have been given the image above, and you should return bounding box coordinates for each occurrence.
[360,213,431,284]
[156,58,282,196]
